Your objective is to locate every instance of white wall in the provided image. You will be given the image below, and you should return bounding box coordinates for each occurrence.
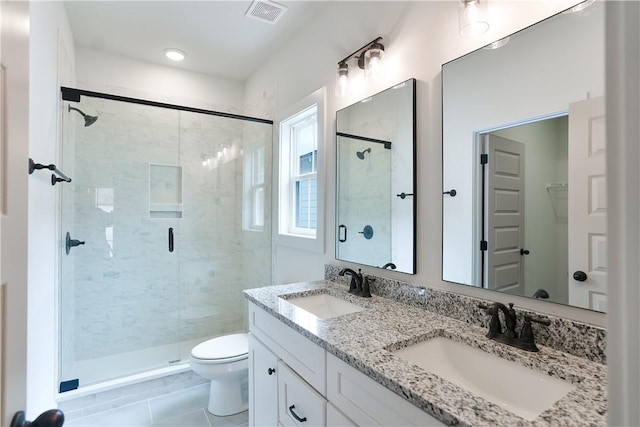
[246,0,605,325]
[75,47,244,113]
[28,0,76,415]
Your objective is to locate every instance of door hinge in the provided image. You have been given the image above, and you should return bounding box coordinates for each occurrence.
[480,154,488,164]
[480,240,488,251]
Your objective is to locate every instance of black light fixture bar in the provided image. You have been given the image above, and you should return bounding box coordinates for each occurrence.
[338,36,383,67]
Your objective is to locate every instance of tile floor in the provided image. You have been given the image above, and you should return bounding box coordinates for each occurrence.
[65,383,248,427]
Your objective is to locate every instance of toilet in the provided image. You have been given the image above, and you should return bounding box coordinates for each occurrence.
[190,333,249,416]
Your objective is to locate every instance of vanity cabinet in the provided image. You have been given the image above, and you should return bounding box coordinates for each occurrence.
[248,302,445,427]
[327,354,445,426]
[248,334,278,426]
[278,361,327,426]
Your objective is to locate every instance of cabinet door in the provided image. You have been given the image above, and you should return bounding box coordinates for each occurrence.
[327,403,357,427]
[278,361,326,427]
[327,354,445,426]
[249,334,279,427]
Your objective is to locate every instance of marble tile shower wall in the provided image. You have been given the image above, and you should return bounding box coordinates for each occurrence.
[66,96,272,362]
[325,264,607,364]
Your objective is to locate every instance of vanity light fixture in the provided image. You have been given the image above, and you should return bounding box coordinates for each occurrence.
[458,0,489,38]
[335,37,385,97]
[164,48,186,61]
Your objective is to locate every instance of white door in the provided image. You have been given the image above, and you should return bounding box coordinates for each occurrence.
[484,134,526,295]
[0,0,31,424]
[568,96,607,311]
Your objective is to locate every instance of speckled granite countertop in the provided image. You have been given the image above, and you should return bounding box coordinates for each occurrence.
[243,280,607,427]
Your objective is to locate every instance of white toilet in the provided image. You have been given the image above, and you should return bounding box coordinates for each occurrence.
[190,333,249,416]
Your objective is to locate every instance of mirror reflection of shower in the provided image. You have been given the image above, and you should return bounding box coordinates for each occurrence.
[68,105,99,127]
[356,147,371,159]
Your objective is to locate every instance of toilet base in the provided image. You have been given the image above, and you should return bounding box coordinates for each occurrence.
[207,377,248,416]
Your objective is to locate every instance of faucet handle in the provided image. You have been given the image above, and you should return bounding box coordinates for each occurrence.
[518,315,550,352]
[358,276,373,298]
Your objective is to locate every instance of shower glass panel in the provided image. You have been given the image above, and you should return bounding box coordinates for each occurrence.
[59,92,272,389]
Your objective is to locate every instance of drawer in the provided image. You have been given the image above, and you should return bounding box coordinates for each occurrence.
[278,361,326,427]
[249,302,326,395]
[327,353,445,427]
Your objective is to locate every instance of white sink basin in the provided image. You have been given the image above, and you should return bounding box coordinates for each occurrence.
[284,293,365,319]
[392,337,576,421]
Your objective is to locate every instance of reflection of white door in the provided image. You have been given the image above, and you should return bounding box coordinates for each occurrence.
[568,97,607,311]
[1,1,30,423]
[484,135,525,295]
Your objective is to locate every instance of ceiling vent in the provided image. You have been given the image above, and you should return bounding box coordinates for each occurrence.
[245,0,288,25]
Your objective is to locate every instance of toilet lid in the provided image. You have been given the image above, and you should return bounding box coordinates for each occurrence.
[191,333,248,360]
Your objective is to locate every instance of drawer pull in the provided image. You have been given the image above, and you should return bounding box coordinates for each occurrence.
[288,405,307,423]
[267,368,276,375]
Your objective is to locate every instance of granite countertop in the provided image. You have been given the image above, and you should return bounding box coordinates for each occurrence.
[243,280,607,427]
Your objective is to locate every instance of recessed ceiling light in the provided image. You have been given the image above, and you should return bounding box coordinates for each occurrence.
[164,48,186,61]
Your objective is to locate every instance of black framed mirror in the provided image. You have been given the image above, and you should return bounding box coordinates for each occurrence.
[442,2,606,311]
[336,78,416,274]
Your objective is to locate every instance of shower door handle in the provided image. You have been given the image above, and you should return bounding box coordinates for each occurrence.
[168,227,174,253]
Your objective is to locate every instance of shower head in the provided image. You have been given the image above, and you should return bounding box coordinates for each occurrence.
[68,105,99,127]
[356,147,371,159]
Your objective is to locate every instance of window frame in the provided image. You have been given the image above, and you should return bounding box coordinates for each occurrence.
[274,87,326,253]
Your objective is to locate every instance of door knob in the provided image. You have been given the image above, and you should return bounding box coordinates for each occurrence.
[520,249,530,255]
[267,367,276,375]
[11,410,64,427]
[573,271,588,282]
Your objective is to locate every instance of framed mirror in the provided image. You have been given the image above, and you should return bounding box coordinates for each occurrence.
[442,2,606,312]
[336,78,416,274]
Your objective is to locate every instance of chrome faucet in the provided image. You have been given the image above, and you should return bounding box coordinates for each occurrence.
[479,301,550,352]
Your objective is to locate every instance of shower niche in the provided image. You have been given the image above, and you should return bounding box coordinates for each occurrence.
[149,163,183,219]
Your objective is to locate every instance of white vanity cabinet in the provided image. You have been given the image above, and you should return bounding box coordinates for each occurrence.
[327,354,445,427]
[248,334,278,426]
[248,302,445,427]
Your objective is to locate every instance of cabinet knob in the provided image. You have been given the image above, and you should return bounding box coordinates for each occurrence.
[267,367,276,375]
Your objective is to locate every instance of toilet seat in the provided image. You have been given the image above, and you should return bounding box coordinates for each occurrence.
[190,333,248,364]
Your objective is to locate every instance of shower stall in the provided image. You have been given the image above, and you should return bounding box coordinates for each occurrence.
[58,88,272,390]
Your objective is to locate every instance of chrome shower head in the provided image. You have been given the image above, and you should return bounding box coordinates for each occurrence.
[68,105,99,127]
[356,147,371,159]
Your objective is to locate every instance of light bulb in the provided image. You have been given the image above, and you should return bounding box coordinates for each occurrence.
[335,63,351,97]
[364,44,385,82]
[459,0,489,38]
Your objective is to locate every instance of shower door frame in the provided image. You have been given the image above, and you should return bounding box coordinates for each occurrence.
[58,87,274,392]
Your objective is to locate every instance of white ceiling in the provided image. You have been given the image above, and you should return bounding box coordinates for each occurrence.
[64,1,329,82]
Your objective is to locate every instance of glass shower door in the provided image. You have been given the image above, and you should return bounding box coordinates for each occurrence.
[59,97,183,388]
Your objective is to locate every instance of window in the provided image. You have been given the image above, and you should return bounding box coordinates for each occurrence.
[285,108,317,236]
[243,147,265,231]
[276,87,325,252]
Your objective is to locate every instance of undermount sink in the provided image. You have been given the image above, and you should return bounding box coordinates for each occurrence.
[392,336,576,421]
[284,293,366,319]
